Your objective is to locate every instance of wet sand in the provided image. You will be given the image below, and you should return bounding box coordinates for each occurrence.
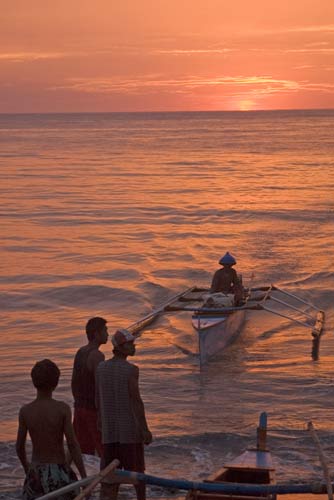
[280,496,329,500]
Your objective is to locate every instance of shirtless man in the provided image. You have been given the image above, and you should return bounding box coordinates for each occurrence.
[71,316,108,458]
[16,359,86,500]
[96,328,152,500]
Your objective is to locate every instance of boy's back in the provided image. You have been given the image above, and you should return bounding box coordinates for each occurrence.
[16,359,86,500]
[20,398,71,465]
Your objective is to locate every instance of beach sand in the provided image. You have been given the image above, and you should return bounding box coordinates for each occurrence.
[280,496,329,500]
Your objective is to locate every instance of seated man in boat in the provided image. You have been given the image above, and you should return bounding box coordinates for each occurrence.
[210,252,244,306]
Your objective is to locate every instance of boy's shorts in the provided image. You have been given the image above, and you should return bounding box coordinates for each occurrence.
[23,463,78,500]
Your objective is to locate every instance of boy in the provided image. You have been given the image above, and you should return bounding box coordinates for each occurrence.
[16,359,87,499]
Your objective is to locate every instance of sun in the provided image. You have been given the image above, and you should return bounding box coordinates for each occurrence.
[237,100,256,111]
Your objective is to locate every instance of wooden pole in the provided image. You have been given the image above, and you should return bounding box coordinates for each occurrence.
[273,286,321,310]
[308,421,333,500]
[38,476,97,500]
[257,412,267,451]
[104,468,333,495]
[127,286,197,335]
[73,459,120,500]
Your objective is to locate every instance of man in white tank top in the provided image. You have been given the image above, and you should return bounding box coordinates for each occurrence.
[96,328,152,500]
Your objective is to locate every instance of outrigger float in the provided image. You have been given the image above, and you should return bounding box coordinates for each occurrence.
[126,283,325,365]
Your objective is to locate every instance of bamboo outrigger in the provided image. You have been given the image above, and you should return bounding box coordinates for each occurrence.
[126,283,325,365]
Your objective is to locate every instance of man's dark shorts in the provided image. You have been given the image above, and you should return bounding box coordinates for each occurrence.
[73,407,103,457]
[104,442,145,472]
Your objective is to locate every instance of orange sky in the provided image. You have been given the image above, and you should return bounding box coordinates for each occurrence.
[1,0,333,112]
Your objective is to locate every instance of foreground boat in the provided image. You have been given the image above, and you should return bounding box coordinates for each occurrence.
[126,283,325,366]
[185,412,276,500]
[38,413,334,498]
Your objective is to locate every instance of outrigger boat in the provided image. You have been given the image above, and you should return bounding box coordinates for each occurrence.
[185,411,276,500]
[39,412,333,500]
[37,413,334,499]
[127,283,325,366]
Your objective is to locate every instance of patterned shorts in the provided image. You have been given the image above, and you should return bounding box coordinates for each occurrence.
[23,463,79,500]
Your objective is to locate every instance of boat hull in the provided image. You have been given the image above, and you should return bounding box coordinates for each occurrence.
[185,412,276,500]
[192,309,246,364]
[185,449,276,499]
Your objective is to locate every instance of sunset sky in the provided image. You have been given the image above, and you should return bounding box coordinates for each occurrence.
[1,0,334,112]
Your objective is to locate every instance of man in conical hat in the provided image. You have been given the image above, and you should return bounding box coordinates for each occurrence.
[211,252,243,304]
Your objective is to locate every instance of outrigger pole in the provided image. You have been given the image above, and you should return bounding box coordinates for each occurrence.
[126,286,197,335]
[109,469,334,496]
[249,285,324,324]
[36,465,334,498]
[254,285,325,337]
[249,285,321,308]
[308,421,333,500]
[259,304,325,335]
[165,284,325,337]
[124,284,324,338]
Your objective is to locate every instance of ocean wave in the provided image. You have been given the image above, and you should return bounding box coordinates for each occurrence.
[2,425,333,496]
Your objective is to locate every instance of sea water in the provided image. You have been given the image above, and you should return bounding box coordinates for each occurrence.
[0,110,334,498]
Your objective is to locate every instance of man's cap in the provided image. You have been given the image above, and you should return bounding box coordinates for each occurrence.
[111,328,135,347]
[219,252,237,266]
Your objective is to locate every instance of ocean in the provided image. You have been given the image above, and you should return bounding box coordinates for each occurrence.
[0,109,333,498]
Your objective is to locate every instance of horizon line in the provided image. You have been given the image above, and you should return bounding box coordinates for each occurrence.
[0,107,333,116]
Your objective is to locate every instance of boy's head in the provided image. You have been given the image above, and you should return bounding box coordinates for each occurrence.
[86,316,108,341]
[31,359,60,391]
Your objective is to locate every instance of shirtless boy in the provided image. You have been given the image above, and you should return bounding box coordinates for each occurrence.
[16,359,86,500]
